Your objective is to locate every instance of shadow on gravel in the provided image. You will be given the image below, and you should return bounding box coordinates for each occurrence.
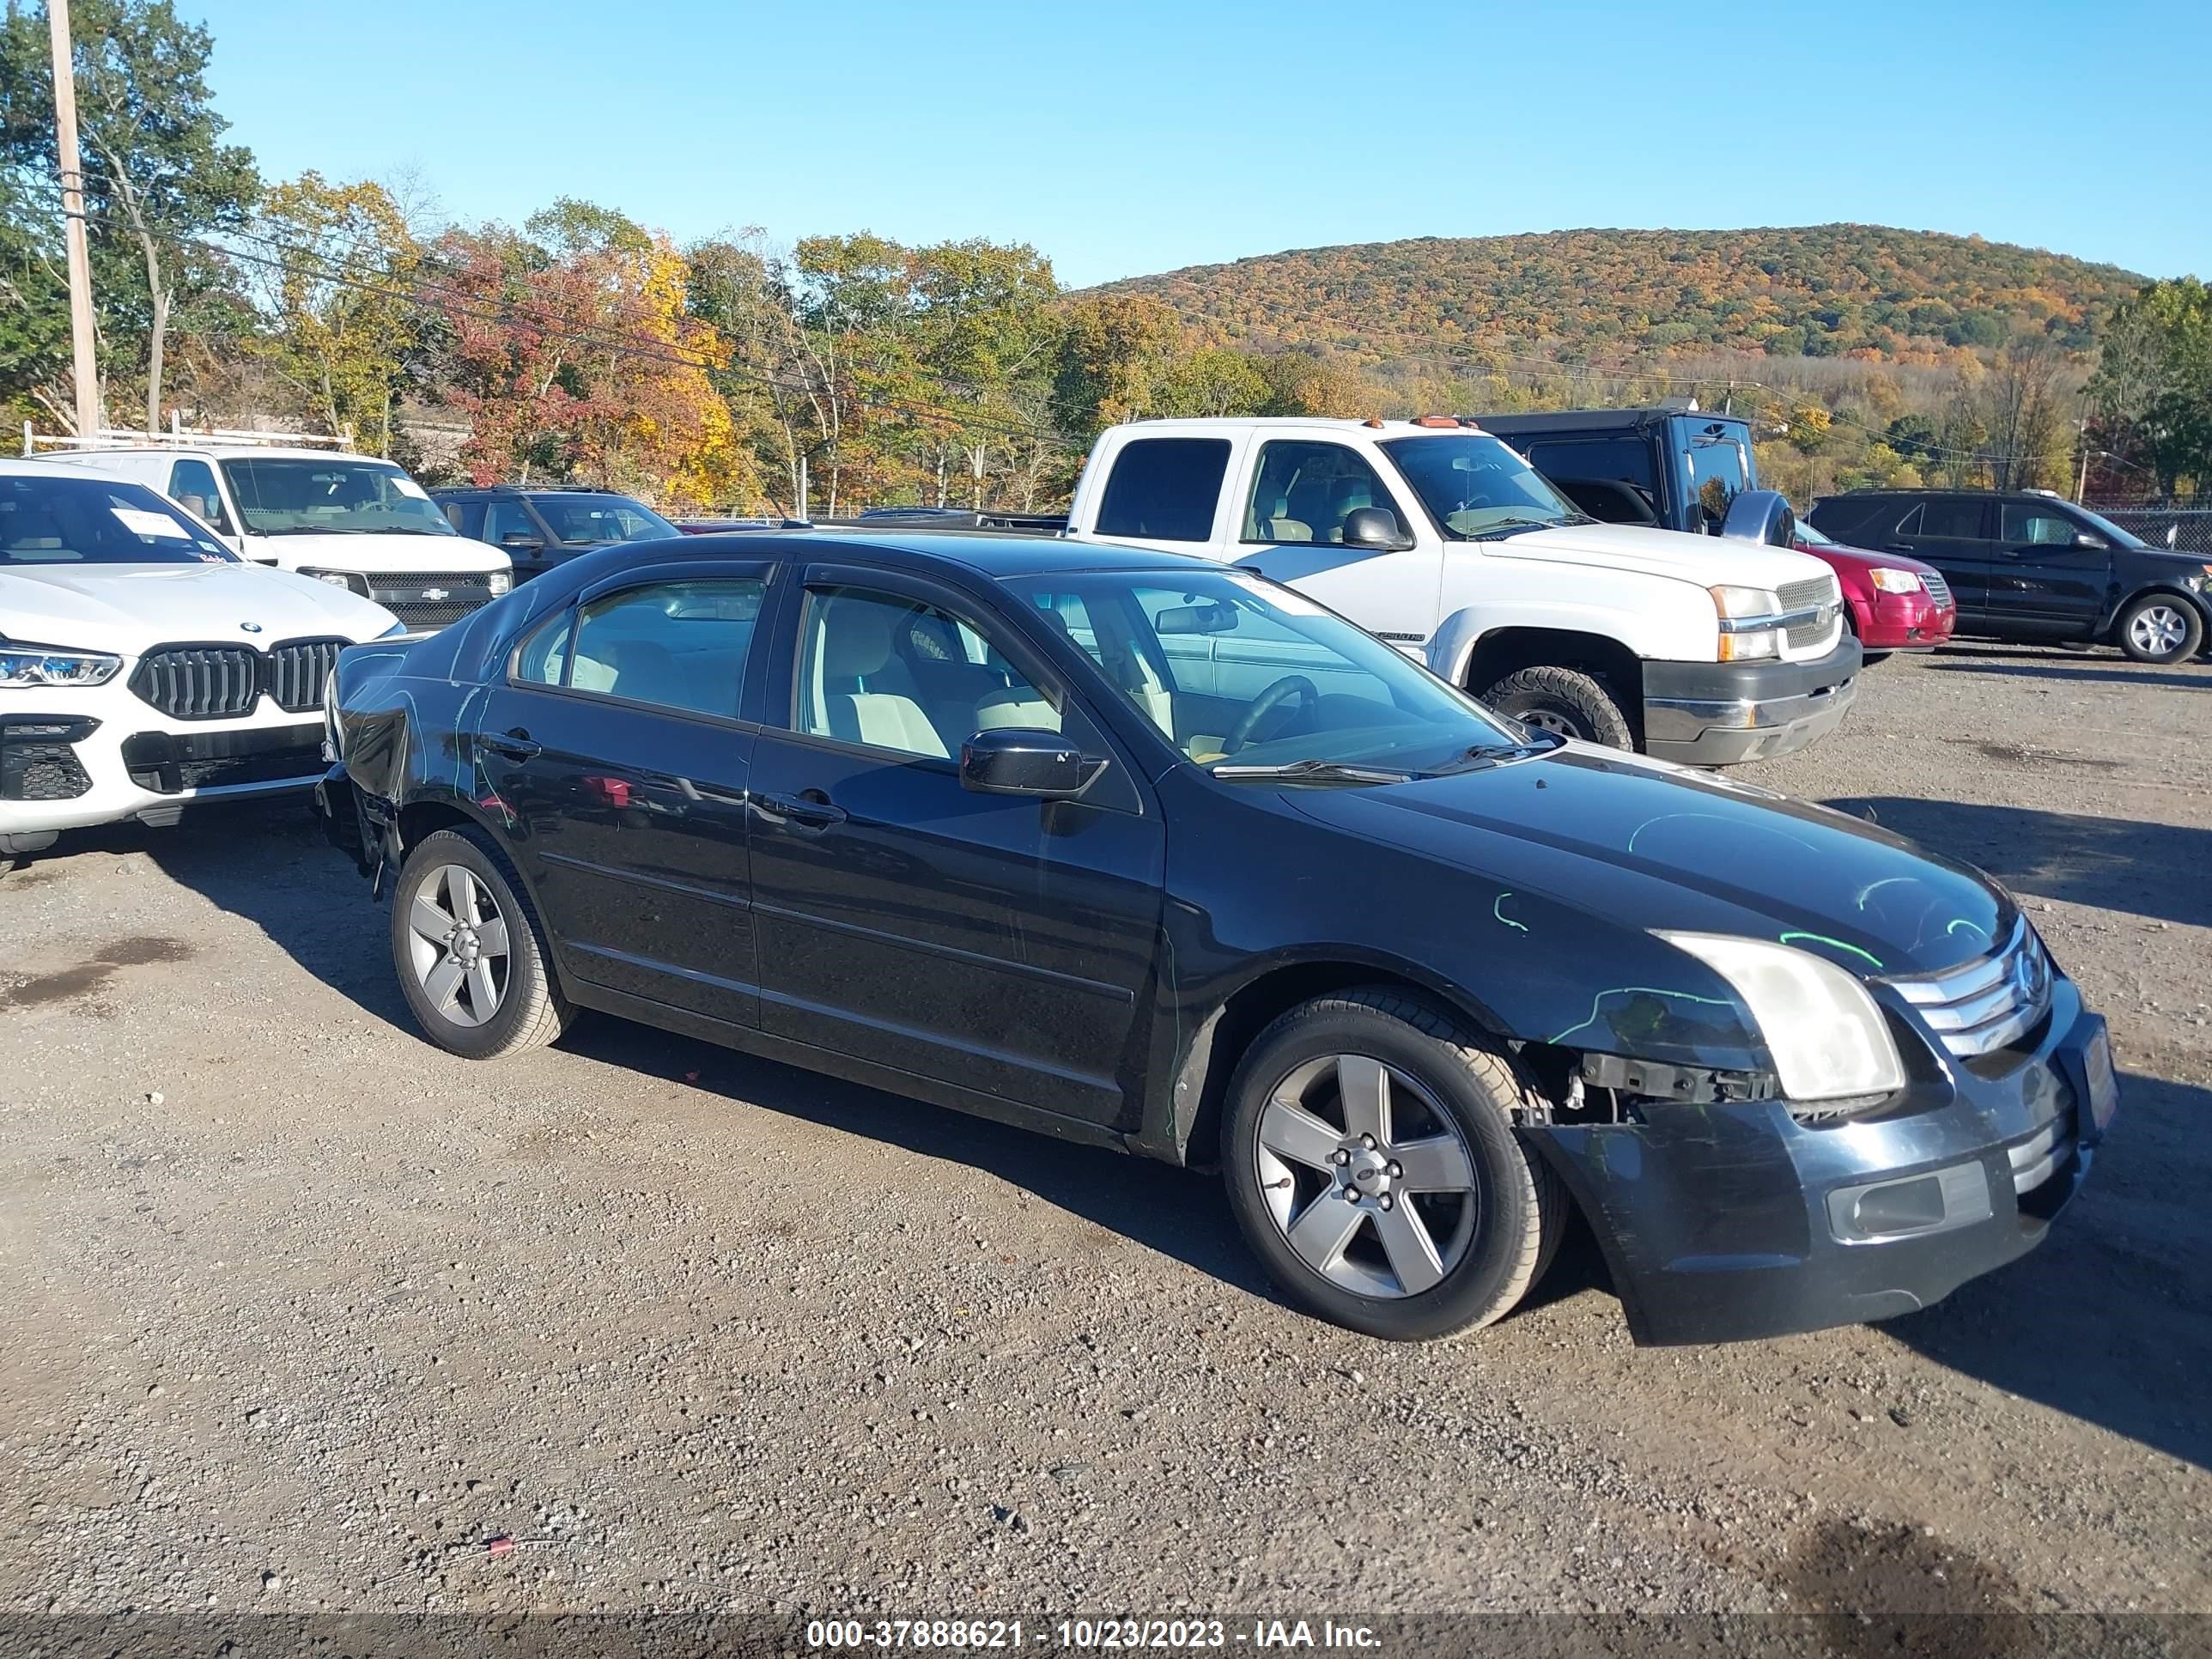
[1882,1070,2212,1473]
[1927,656,2209,691]
[124,800,414,1027]
[562,1013,1275,1304]
[1825,795,2212,928]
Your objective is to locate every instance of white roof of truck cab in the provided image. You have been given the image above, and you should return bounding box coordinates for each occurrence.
[39,443,397,465]
[1100,417,1492,437]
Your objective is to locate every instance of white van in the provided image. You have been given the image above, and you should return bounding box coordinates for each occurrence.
[32,429,511,630]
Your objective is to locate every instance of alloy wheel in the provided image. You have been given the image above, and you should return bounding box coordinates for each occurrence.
[1518,708,1578,737]
[404,863,511,1028]
[1252,1054,1480,1298]
[2128,603,2189,659]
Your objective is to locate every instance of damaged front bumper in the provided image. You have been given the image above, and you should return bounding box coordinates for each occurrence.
[1529,975,2114,1346]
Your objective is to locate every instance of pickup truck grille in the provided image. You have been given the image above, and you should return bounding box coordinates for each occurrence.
[364,571,497,629]
[1886,919,2053,1062]
[130,638,349,721]
[1778,574,1842,652]
[1921,570,1954,611]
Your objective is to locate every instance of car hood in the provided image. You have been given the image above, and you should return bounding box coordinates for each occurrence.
[0,562,398,654]
[1489,521,1833,591]
[1284,743,2010,980]
[244,532,510,574]
[1796,538,1942,579]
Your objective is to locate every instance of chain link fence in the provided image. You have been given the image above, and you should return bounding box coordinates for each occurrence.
[2087,505,2211,556]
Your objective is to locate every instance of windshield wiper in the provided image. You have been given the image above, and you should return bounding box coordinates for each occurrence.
[1464,516,1571,540]
[1210,758,1411,785]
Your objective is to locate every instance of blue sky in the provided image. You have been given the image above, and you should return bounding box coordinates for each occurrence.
[198,0,2208,288]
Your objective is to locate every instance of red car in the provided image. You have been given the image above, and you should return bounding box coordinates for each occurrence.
[1793,517,1956,661]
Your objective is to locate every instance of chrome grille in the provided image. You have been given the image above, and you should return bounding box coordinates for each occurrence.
[265,638,344,713]
[130,646,261,720]
[364,571,496,630]
[1921,569,1954,610]
[1886,919,2053,1060]
[1778,574,1841,651]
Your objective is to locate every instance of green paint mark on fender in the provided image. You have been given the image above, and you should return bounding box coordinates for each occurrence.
[1779,930,1885,969]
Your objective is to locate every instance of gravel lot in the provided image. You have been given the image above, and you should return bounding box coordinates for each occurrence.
[2,641,2207,1622]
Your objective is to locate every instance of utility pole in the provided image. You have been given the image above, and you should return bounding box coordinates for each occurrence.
[46,0,102,442]
[2073,417,2092,503]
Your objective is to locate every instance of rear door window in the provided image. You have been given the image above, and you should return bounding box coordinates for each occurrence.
[565,578,765,719]
[1094,439,1230,543]
[1901,500,1990,539]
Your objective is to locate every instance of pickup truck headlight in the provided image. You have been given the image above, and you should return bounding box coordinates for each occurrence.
[486,571,513,596]
[2182,566,2212,592]
[301,567,372,597]
[1710,584,1783,662]
[1869,568,1924,594]
[1657,933,1906,1103]
[0,642,124,688]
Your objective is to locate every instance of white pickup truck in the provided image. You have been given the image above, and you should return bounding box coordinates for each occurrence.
[31,430,512,632]
[1060,417,1859,764]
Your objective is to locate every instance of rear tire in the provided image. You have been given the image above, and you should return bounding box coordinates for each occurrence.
[390,826,570,1060]
[2113,594,2203,665]
[1478,665,1635,749]
[1221,988,1567,1341]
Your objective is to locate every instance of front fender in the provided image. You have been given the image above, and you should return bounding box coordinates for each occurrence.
[1427,585,1717,688]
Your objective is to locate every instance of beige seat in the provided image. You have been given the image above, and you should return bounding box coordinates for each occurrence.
[1250,492,1312,543]
[811,600,947,757]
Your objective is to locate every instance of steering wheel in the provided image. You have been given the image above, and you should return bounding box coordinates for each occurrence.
[1224,675,1319,755]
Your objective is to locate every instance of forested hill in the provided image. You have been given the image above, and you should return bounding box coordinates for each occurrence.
[1097,225,2147,365]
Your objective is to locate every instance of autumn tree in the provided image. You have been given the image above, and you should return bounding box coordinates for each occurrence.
[246,172,418,453]
[0,0,257,431]
[2088,277,2212,494]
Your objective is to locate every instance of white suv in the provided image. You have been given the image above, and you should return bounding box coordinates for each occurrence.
[0,460,402,858]
[34,433,512,630]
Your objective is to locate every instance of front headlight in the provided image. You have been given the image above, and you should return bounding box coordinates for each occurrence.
[1657,933,1905,1102]
[300,567,372,597]
[1869,568,1924,594]
[486,571,513,596]
[1710,584,1783,662]
[2183,566,2212,592]
[0,642,124,689]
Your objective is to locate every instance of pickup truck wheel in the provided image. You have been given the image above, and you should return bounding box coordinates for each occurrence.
[391,826,570,1060]
[2114,595,2203,665]
[1478,665,1633,749]
[1221,988,1566,1341]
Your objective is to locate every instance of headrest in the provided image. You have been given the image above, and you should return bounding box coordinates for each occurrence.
[820,603,896,678]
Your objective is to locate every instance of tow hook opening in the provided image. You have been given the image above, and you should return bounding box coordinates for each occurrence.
[1515,1041,1782,1125]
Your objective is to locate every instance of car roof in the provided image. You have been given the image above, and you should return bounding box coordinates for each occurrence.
[0,457,138,484]
[49,443,387,464]
[662,528,1220,582]
[1474,407,1743,434]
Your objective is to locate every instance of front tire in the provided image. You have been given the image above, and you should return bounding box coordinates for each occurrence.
[2114,594,2203,665]
[1478,665,1635,749]
[390,826,569,1060]
[1221,988,1566,1341]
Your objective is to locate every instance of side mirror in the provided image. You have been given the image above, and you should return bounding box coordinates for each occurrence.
[1340,506,1414,551]
[501,531,544,550]
[2073,532,2107,550]
[1717,489,1798,548]
[960,728,1104,799]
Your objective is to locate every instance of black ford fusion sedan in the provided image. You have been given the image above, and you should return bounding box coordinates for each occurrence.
[315,532,2118,1346]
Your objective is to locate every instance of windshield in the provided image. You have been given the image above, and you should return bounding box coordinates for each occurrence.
[533,494,678,544]
[2071,505,2149,550]
[222,458,458,537]
[1793,515,1837,546]
[1379,434,1583,538]
[1003,568,1530,781]
[2,472,238,567]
